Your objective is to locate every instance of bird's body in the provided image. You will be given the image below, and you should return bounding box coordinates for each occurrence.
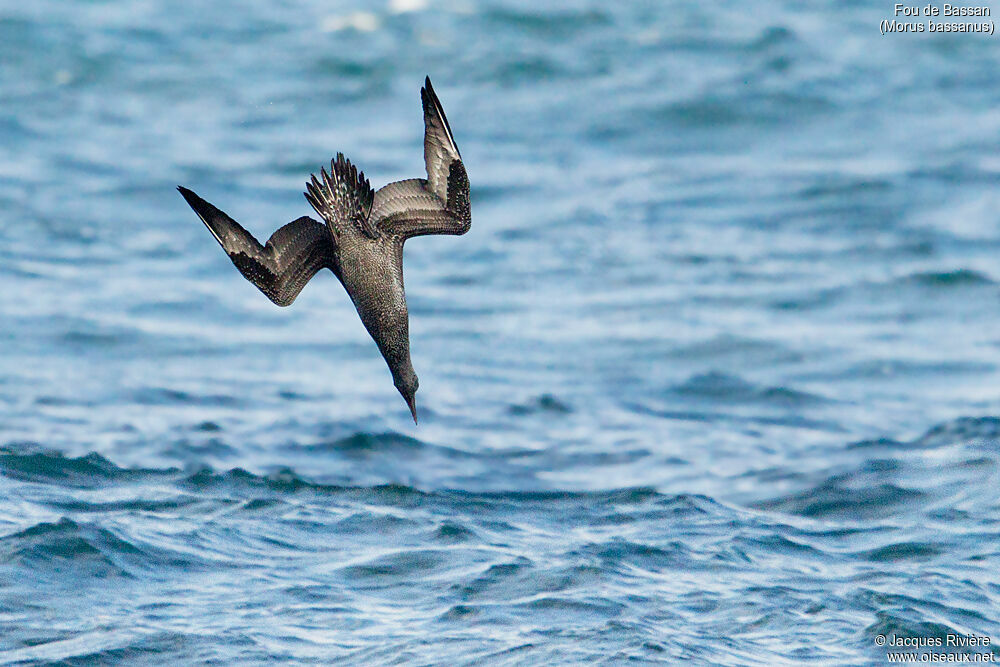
[336,234,412,391]
[178,77,470,422]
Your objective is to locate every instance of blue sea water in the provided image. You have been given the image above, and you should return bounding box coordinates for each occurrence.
[2,0,1000,663]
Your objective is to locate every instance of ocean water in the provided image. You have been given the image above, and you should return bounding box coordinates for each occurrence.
[2,0,1000,663]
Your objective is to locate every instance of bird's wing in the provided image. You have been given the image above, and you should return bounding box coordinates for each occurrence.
[304,153,378,239]
[421,76,462,202]
[179,186,337,307]
[371,79,471,239]
[370,167,470,239]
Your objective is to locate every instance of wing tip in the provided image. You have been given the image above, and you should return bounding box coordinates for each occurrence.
[421,76,435,107]
[177,185,198,203]
[177,184,206,214]
[420,76,460,159]
[177,186,228,247]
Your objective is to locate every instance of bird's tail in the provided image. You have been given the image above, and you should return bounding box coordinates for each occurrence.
[304,153,377,239]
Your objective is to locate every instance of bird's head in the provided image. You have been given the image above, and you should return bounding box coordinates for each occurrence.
[394,368,420,424]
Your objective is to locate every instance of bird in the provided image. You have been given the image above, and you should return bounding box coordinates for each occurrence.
[177,77,470,424]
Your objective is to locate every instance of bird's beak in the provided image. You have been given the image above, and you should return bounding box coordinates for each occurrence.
[406,395,418,424]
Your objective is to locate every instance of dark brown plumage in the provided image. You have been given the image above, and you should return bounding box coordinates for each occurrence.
[178,77,471,423]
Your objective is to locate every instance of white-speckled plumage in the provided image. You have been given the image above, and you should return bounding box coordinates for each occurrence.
[177,77,471,423]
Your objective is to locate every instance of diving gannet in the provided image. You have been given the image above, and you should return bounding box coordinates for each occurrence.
[178,77,470,423]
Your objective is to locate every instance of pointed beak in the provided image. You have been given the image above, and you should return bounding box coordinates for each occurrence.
[406,394,418,425]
